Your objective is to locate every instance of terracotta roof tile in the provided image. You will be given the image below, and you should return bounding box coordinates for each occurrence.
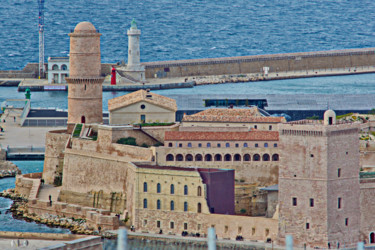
[108,90,177,112]
[182,108,285,123]
[165,131,279,141]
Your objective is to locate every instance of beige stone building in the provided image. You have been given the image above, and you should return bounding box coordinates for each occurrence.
[156,130,280,185]
[278,110,361,248]
[108,89,177,125]
[181,108,285,131]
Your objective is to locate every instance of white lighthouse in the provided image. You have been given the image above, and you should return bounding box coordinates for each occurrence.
[125,19,145,82]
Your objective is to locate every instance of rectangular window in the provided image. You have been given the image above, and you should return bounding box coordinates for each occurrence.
[338,197,342,209]
[157,221,161,228]
[179,143,182,147]
[345,218,348,226]
[292,197,297,206]
[306,223,310,229]
[144,220,147,226]
[170,221,174,229]
[310,198,314,207]
[198,143,202,148]
[238,227,242,234]
[184,223,188,230]
[225,226,228,233]
[274,143,278,148]
[255,143,258,148]
[217,143,221,148]
[269,125,272,130]
[235,143,239,148]
[254,125,257,129]
[338,168,341,177]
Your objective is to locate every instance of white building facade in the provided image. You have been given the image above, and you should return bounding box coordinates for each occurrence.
[47,57,69,84]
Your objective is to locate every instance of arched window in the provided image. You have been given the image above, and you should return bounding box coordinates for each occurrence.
[195,154,203,161]
[52,64,59,70]
[224,154,232,161]
[143,182,148,192]
[143,199,147,208]
[81,116,86,123]
[370,232,375,244]
[168,143,172,147]
[197,186,202,196]
[264,143,268,148]
[217,143,221,148]
[234,154,241,161]
[187,142,192,147]
[207,143,211,148]
[176,154,183,161]
[244,154,251,161]
[197,203,202,213]
[166,154,174,161]
[184,185,188,195]
[272,154,279,161]
[243,143,248,147]
[274,143,278,148]
[157,199,161,210]
[254,154,260,161]
[263,154,270,161]
[214,154,222,161]
[205,154,212,161]
[170,200,175,211]
[184,202,188,212]
[157,183,161,193]
[186,154,193,161]
[170,184,175,194]
[61,64,67,70]
[225,143,230,148]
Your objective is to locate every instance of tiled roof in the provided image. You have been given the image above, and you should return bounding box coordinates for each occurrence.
[182,108,285,123]
[108,90,177,112]
[165,131,279,141]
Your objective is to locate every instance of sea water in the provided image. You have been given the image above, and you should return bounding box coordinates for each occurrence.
[0,160,70,233]
[1,0,375,70]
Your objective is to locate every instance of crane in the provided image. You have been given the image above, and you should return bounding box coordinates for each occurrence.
[38,0,45,79]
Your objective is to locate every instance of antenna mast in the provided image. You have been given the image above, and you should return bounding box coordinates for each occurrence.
[38,0,45,79]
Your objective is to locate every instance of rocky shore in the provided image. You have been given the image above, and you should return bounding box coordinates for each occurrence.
[0,189,116,239]
[0,161,21,178]
[193,73,265,85]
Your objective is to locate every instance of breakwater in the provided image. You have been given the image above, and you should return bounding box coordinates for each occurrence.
[143,48,375,78]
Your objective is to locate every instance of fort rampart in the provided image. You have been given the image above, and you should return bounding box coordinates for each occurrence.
[142,48,375,78]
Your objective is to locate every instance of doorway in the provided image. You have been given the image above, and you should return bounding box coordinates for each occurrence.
[370,232,375,244]
[81,116,86,123]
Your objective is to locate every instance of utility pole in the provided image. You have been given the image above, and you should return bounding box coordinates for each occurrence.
[38,0,45,79]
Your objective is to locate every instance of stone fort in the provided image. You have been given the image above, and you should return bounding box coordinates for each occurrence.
[13,21,375,248]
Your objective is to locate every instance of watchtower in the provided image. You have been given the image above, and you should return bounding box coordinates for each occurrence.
[278,110,360,248]
[66,22,104,132]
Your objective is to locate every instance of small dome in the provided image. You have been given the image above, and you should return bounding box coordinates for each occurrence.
[74,22,96,33]
[324,109,336,125]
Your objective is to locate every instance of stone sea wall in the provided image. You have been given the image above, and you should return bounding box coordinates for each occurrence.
[143,48,375,78]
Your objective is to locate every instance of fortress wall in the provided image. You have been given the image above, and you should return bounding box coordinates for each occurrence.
[28,199,119,230]
[42,131,70,185]
[60,149,137,215]
[70,137,153,161]
[143,48,375,78]
[136,209,277,241]
[360,180,375,240]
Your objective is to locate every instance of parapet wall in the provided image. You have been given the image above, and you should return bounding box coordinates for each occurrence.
[27,199,119,231]
[142,48,375,78]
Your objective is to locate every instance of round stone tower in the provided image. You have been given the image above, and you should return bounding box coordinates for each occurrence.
[125,19,145,81]
[66,22,104,131]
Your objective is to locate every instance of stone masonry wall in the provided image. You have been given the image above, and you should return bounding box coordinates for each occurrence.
[27,199,119,231]
[360,179,375,242]
[135,209,277,241]
[42,130,70,185]
[143,48,375,78]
